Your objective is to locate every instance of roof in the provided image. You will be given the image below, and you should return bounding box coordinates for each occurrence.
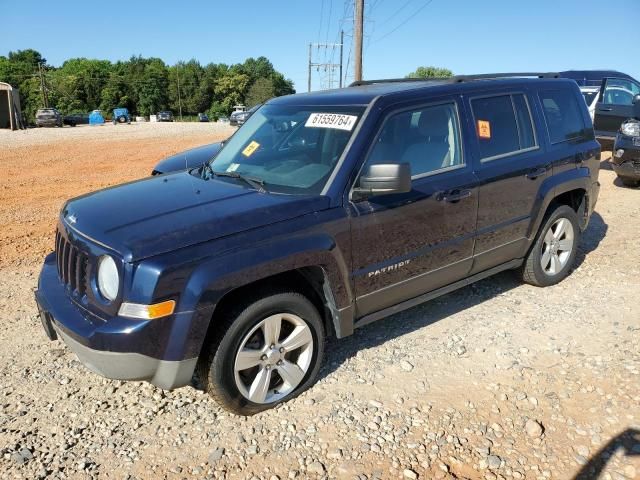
[0,82,15,91]
[269,74,573,107]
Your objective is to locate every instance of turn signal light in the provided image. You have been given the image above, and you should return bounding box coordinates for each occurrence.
[118,300,176,319]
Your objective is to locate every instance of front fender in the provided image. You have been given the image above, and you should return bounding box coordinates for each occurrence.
[527,167,592,239]
[165,232,353,360]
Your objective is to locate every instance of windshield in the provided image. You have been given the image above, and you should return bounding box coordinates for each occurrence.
[209,104,364,194]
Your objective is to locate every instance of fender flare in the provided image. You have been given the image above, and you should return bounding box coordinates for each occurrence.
[527,167,591,239]
[169,234,353,359]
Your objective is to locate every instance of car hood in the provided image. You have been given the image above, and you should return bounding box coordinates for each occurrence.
[62,172,329,262]
[153,142,223,174]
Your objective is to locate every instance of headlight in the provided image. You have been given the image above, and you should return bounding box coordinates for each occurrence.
[621,122,640,137]
[97,255,119,301]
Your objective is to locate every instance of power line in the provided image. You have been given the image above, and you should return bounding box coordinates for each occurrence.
[371,0,436,44]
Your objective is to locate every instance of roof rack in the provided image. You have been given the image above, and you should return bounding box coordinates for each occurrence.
[349,72,560,87]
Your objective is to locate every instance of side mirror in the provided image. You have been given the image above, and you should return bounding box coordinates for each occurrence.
[352,163,412,200]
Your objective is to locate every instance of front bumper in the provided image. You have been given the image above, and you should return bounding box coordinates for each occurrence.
[612,135,640,180]
[35,254,198,389]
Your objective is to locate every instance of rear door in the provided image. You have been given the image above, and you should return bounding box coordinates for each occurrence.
[467,89,550,273]
[594,77,640,138]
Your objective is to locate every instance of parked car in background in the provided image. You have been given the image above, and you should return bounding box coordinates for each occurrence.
[36,73,601,415]
[152,141,224,175]
[35,108,63,127]
[230,103,262,126]
[112,108,131,124]
[63,113,89,127]
[593,77,640,141]
[198,113,209,122]
[560,70,640,142]
[580,86,599,121]
[157,111,174,122]
[612,119,640,187]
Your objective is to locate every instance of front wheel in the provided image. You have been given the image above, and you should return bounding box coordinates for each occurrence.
[198,290,325,415]
[522,205,580,287]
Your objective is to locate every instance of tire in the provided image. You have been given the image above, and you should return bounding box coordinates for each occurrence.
[522,204,580,287]
[197,289,325,415]
[118,116,126,124]
[619,176,640,188]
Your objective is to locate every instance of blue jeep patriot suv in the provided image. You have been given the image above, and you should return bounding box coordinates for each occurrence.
[36,73,601,415]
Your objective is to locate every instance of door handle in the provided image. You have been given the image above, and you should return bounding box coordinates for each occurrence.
[597,107,613,112]
[439,189,472,203]
[525,167,547,180]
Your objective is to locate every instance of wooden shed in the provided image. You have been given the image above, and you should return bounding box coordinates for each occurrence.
[0,82,25,130]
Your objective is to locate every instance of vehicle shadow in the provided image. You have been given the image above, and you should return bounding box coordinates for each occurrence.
[317,210,608,382]
[572,428,640,480]
[573,211,607,269]
[613,176,640,189]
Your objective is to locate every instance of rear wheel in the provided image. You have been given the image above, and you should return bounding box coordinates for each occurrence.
[198,290,325,415]
[522,205,580,287]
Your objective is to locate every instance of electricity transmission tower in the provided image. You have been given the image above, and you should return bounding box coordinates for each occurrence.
[307,30,344,92]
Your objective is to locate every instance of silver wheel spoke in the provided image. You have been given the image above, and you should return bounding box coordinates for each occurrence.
[262,314,282,346]
[558,238,573,252]
[544,228,554,244]
[248,367,272,403]
[549,253,561,274]
[277,360,305,388]
[541,249,551,270]
[235,348,263,371]
[280,325,313,352]
[553,218,568,240]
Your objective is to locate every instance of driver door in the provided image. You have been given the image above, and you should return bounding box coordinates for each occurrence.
[594,77,640,138]
[349,99,479,317]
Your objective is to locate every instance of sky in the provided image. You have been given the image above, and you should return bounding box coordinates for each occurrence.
[1,0,639,93]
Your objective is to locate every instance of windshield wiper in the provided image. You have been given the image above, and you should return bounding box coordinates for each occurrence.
[211,170,267,193]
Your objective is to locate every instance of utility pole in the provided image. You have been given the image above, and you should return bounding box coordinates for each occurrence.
[354,0,364,82]
[176,64,183,121]
[339,30,344,88]
[307,33,344,92]
[38,62,49,108]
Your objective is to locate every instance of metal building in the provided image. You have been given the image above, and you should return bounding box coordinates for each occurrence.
[0,82,25,130]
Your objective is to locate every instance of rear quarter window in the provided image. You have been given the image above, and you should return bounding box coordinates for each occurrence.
[538,89,586,144]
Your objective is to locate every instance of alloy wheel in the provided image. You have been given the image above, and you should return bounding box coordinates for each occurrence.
[233,313,314,404]
[540,217,574,276]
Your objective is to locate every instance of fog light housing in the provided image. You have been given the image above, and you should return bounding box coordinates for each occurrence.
[615,149,625,158]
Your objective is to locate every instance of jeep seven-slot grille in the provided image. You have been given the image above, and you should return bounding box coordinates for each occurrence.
[55,230,89,296]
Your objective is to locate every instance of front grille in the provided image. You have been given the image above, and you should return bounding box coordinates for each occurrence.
[55,230,89,296]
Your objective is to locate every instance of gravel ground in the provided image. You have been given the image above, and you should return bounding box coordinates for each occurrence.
[0,130,638,480]
[0,122,233,148]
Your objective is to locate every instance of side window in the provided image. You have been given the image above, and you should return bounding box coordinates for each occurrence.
[539,89,586,144]
[471,93,536,161]
[602,78,640,106]
[366,102,463,177]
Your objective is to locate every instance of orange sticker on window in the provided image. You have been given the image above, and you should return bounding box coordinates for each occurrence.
[242,140,260,157]
[477,120,491,139]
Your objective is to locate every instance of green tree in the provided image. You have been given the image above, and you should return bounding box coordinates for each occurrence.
[213,71,250,114]
[245,77,275,107]
[406,66,453,79]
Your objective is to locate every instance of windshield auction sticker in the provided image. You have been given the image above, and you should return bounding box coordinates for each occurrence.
[305,113,358,131]
[242,140,260,157]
